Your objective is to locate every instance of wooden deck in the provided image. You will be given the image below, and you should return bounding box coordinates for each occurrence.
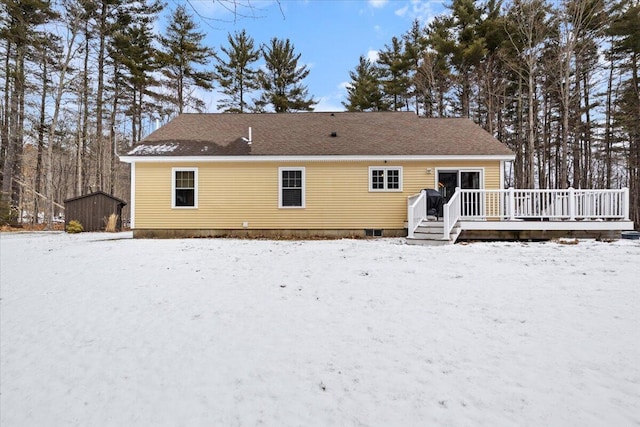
[407,188,634,245]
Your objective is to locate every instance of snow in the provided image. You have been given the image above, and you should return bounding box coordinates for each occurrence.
[1,232,639,426]
[128,143,178,155]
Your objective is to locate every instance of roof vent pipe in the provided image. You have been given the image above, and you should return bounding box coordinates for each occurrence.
[330,131,337,137]
[248,126,252,144]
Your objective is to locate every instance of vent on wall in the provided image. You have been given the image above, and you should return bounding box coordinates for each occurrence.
[365,229,383,237]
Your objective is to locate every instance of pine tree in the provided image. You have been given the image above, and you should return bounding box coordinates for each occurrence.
[608,0,640,228]
[422,16,455,117]
[111,1,163,143]
[403,19,429,114]
[474,0,508,135]
[448,0,487,118]
[256,37,316,113]
[32,34,62,223]
[213,29,260,113]
[377,36,412,111]
[158,5,214,115]
[1,0,57,207]
[343,55,387,112]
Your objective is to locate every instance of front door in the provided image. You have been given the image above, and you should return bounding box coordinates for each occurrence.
[437,170,482,215]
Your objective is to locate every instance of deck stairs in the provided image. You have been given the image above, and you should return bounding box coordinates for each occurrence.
[406,217,462,246]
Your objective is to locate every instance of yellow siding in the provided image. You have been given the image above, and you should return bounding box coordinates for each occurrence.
[134,160,503,230]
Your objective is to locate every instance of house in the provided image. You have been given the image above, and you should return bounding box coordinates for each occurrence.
[64,191,127,232]
[119,112,516,239]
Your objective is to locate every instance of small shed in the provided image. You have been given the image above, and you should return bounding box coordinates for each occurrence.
[64,191,127,232]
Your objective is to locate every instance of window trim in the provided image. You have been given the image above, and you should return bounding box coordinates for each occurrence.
[368,166,403,192]
[171,167,198,209]
[278,167,305,208]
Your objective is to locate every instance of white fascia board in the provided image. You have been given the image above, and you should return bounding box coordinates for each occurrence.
[119,154,516,164]
[130,162,135,229]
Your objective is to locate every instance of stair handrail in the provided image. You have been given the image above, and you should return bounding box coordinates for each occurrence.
[442,187,461,239]
[407,190,427,239]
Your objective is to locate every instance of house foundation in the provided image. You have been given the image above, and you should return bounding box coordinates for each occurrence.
[132,228,407,239]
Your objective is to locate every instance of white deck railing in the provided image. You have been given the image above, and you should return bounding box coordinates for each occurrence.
[443,189,462,239]
[409,188,630,240]
[456,187,630,221]
[407,190,427,238]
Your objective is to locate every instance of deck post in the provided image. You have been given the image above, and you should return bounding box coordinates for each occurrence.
[623,187,630,220]
[508,187,515,220]
[568,187,576,220]
[443,207,449,240]
[408,196,415,239]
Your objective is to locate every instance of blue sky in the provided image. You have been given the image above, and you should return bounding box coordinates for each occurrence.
[162,0,447,112]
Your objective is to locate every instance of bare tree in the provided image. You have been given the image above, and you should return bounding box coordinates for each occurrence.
[44,1,82,228]
[504,0,553,188]
[554,0,604,188]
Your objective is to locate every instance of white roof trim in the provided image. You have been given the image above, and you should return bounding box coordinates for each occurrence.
[119,154,516,163]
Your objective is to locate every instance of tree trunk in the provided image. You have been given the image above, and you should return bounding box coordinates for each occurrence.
[604,42,614,189]
[582,69,592,188]
[178,71,183,114]
[45,25,79,228]
[1,40,10,168]
[560,59,571,189]
[109,77,119,194]
[543,91,553,188]
[2,43,24,202]
[516,78,525,188]
[461,69,471,118]
[629,52,640,228]
[95,1,107,192]
[35,47,47,224]
[527,68,536,188]
[132,87,138,145]
[78,25,90,196]
[76,108,83,196]
[137,82,144,142]
[572,63,582,189]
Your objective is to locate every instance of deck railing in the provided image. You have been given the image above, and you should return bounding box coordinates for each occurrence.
[410,187,630,240]
[407,190,427,238]
[456,187,630,221]
[443,188,462,239]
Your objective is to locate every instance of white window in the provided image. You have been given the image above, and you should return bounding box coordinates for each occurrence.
[279,167,305,208]
[172,167,198,208]
[369,167,402,191]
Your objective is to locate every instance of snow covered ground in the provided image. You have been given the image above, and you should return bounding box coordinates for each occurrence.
[1,232,639,427]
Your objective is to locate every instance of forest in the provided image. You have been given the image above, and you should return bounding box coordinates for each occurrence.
[1,0,638,228]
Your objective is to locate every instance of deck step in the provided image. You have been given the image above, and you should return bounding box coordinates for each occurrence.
[406,220,462,245]
[405,237,454,246]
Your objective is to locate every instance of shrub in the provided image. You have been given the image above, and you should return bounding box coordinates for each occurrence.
[0,194,18,226]
[66,220,84,233]
[104,213,118,232]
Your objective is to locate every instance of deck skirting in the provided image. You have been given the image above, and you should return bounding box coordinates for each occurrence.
[460,219,634,231]
[458,229,623,241]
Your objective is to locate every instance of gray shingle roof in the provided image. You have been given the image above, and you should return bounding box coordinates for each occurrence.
[125,112,514,157]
